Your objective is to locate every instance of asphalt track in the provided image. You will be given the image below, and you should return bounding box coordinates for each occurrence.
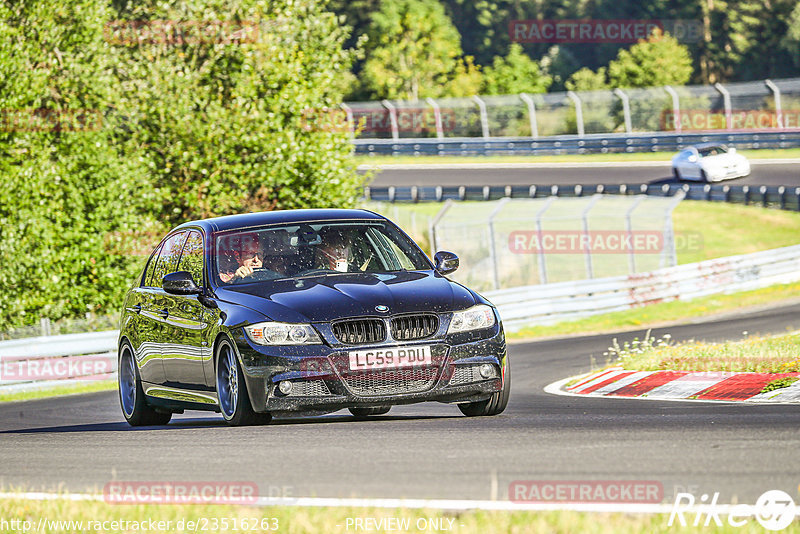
[366,161,800,188]
[1,302,799,504]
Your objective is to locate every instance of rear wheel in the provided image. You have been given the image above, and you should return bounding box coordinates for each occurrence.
[349,406,391,418]
[458,359,511,417]
[216,338,271,426]
[118,342,172,426]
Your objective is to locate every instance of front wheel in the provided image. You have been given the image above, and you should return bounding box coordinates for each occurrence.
[458,359,511,417]
[118,342,172,426]
[216,338,271,426]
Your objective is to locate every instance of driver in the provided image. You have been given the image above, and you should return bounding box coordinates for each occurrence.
[218,233,262,283]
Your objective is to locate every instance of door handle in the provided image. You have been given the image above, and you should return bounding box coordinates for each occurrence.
[157,308,169,319]
[127,304,142,314]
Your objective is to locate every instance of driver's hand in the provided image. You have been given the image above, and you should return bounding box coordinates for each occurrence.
[235,265,254,279]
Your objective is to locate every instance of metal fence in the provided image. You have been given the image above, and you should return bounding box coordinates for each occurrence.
[429,194,683,293]
[486,243,800,331]
[344,77,800,141]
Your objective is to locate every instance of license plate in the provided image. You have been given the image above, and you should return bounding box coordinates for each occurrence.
[348,345,432,371]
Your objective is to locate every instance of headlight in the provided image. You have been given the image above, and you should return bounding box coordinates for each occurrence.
[447,304,496,334]
[244,322,322,345]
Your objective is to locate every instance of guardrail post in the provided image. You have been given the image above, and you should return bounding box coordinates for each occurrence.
[381,99,399,140]
[519,93,538,139]
[425,97,444,139]
[796,187,800,212]
[778,186,786,209]
[534,197,556,284]
[760,185,768,207]
[567,91,585,137]
[488,198,511,290]
[581,194,603,278]
[625,196,646,273]
[723,184,730,203]
[765,79,783,129]
[428,199,453,256]
[472,95,490,139]
[664,86,681,133]
[742,185,750,205]
[613,88,632,134]
[714,83,733,131]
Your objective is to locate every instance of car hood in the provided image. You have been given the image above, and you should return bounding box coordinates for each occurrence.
[214,271,477,323]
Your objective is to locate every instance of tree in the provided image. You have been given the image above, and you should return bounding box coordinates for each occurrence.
[482,44,552,95]
[360,0,469,100]
[607,29,693,88]
[565,67,608,92]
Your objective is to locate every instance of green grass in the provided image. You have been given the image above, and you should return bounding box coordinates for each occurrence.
[0,380,116,403]
[356,147,800,166]
[761,376,799,393]
[604,331,800,373]
[509,282,800,340]
[1,497,797,533]
[673,201,800,264]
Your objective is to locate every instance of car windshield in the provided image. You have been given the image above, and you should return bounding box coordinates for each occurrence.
[214,221,431,285]
[698,145,727,157]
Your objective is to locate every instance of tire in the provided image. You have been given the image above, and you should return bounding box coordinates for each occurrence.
[672,167,681,180]
[458,358,511,417]
[216,337,271,426]
[118,342,172,426]
[349,406,391,417]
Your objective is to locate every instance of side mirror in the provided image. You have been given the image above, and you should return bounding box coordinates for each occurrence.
[433,251,459,275]
[163,271,201,295]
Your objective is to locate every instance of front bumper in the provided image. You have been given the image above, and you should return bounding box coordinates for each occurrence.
[232,323,507,415]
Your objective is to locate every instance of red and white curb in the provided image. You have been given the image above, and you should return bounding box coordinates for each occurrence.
[546,367,800,403]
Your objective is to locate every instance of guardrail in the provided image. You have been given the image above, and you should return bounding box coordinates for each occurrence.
[485,243,800,331]
[365,182,800,211]
[0,331,118,392]
[354,131,800,156]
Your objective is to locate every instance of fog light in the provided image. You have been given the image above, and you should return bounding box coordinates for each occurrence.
[479,364,495,379]
[278,381,293,395]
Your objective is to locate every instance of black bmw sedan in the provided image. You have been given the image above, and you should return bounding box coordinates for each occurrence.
[118,209,509,426]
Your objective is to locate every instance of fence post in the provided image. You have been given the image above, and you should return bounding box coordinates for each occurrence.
[519,93,538,139]
[581,194,603,278]
[613,88,632,134]
[765,79,783,129]
[428,199,453,257]
[40,317,52,336]
[714,83,733,131]
[488,198,511,290]
[472,95,490,139]
[664,86,681,133]
[534,197,556,284]
[625,196,646,274]
[662,190,685,268]
[381,99,399,140]
[425,97,444,139]
[340,103,355,137]
[567,91,585,137]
